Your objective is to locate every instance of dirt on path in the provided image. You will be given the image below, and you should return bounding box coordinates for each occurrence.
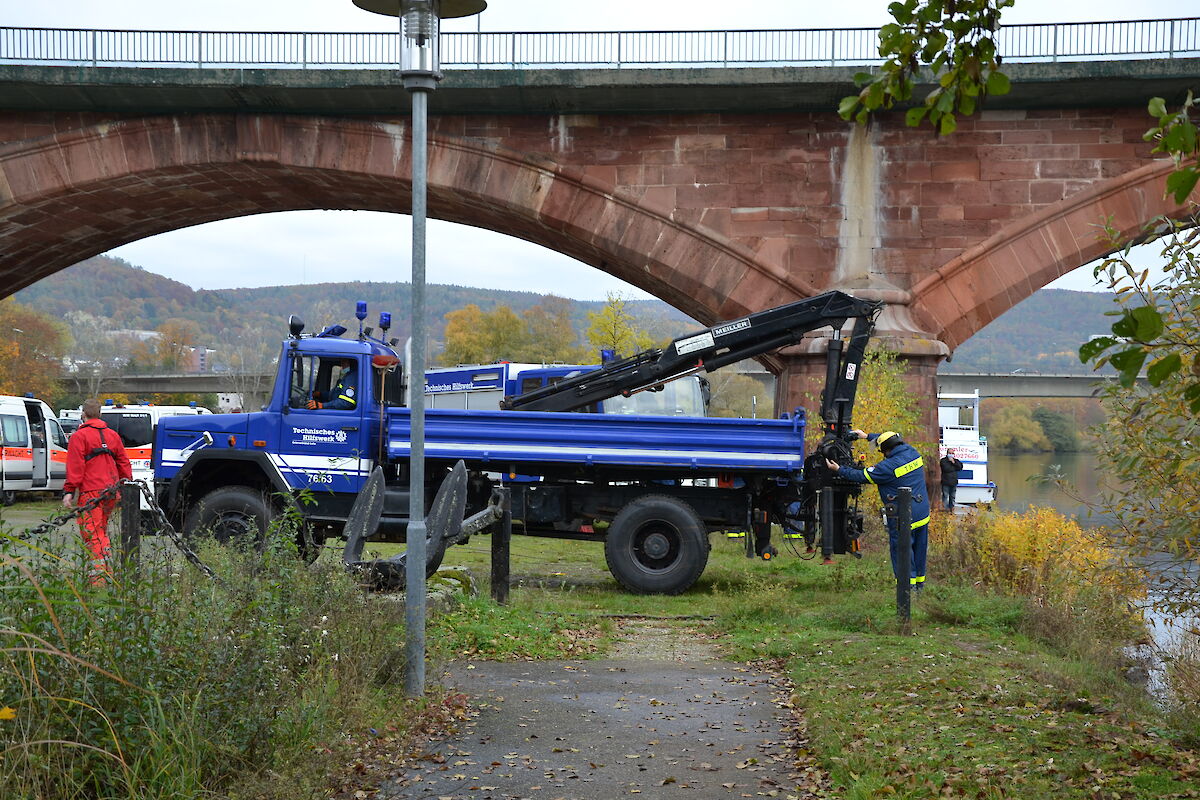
[371,619,828,800]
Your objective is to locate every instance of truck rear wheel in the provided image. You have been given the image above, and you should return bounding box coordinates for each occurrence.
[183,486,272,547]
[604,494,710,595]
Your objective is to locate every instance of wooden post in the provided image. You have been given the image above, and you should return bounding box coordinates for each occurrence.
[119,482,141,574]
[491,487,511,604]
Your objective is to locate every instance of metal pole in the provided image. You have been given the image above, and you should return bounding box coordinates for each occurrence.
[896,487,912,631]
[404,85,430,697]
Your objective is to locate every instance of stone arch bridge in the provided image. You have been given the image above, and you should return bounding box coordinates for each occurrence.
[0,57,1195,440]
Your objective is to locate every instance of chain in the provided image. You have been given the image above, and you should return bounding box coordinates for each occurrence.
[131,481,218,581]
[10,480,218,582]
[13,483,121,541]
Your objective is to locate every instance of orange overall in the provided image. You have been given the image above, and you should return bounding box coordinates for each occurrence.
[64,419,132,582]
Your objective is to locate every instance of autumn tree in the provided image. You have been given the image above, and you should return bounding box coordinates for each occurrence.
[438,296,584,366]
[0,298,71,406]
[986,403,1052,452]
[515,295,584,363]
[1079,221,1200,614]
[585,292,656,359]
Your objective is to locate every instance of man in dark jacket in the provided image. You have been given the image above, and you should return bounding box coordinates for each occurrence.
[63,398,133,584]
[307,357,358,411]
[825,430,930,590]
[939,447,964,511]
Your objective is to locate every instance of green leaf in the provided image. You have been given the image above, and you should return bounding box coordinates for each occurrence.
[1111,311,1137,338]
[1147,353,1182,386]
[1165,167,1200,205]
[1148,96,1168,119]
[838,95,861,120]
[938,113,957,135]
[853,71,875,87]
[1079,336,1117,363]
[1185,383,1200,413]
[1182,120,1198,155]
[958,94,976,116]
[985,70,1011,95]
[1110,348,1147,387]
[1130,304,1164,340]
[905,106,929,127]
[887,2,912,24]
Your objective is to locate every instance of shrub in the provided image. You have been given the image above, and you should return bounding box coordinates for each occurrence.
[0,517,412,800]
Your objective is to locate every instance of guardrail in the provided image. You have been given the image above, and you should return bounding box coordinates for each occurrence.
[1,18,1197,69]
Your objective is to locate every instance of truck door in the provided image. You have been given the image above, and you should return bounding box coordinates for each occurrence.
[280,352,367,493]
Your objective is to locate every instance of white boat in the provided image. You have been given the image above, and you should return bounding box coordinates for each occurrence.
[937,389,997,507]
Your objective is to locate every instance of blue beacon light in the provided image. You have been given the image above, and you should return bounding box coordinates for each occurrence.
[356,301,368,339]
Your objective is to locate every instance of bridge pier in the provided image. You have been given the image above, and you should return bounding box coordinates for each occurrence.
[773,331,948,455]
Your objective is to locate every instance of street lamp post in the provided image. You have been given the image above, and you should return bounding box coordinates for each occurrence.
[351,0,487,697]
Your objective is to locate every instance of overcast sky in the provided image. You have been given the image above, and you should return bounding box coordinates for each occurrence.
[10,0,1194,298]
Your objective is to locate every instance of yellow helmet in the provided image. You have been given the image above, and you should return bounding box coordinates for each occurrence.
[875,431,902,451]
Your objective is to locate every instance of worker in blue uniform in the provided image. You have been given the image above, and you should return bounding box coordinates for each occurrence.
[825,430,930,590]
[307,357,358,411]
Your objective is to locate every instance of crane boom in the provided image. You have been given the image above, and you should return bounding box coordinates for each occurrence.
[502,290,882,418]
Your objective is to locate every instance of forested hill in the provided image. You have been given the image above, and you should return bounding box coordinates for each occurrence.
[945,289,1120,373]
[19,255,1120,373]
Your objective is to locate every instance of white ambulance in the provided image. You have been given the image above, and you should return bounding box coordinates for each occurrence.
[98,403,213,500]
[0,394,69,505]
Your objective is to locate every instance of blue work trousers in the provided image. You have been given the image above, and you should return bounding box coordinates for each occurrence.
[887,520,928,585]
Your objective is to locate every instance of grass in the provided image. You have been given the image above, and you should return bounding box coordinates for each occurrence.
[4,498,1199,798]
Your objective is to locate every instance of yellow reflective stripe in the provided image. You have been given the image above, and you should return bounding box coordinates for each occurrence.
[914,575,926,583]
[864,469,876,485]
[894,456,923,477]
[338,394,355,404]
[911,515,930,529]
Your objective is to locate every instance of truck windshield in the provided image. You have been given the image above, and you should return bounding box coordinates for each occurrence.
[603,378,706,417]
[102,412,153,448]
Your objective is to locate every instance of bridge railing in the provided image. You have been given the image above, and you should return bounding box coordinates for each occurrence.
[0,18,1196,69]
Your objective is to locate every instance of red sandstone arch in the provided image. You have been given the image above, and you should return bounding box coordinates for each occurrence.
[911,159,1193,350]
[0,113,817,325]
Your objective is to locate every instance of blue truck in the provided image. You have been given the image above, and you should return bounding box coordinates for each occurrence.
[152,291,881,594]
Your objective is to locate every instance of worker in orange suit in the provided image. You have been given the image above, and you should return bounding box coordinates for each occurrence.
[63,398,132,584]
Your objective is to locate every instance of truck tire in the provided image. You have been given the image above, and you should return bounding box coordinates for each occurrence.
[183,486,273,547]
[604,494,710,595]
[1,490,15,506]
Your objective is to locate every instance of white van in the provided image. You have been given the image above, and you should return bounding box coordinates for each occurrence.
[98,403,212,505]
[0,395,69,505]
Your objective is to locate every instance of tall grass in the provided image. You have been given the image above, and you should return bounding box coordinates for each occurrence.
[0,517,416,800]
[928,507,1147,662]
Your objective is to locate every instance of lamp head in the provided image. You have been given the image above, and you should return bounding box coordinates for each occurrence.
[352,0,487,18]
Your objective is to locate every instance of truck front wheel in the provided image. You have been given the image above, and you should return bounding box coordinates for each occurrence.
[184,486,272,547]
[604,495,710,595]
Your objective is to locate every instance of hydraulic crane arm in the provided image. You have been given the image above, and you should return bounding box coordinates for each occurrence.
[502,290,883,414]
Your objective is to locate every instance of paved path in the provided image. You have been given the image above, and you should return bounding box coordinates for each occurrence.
[378,621,822,800]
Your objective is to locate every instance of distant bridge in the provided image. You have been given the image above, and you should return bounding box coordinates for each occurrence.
[65,369,1139,401]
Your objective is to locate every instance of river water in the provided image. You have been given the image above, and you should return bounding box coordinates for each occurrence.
[986,450,1118,527]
